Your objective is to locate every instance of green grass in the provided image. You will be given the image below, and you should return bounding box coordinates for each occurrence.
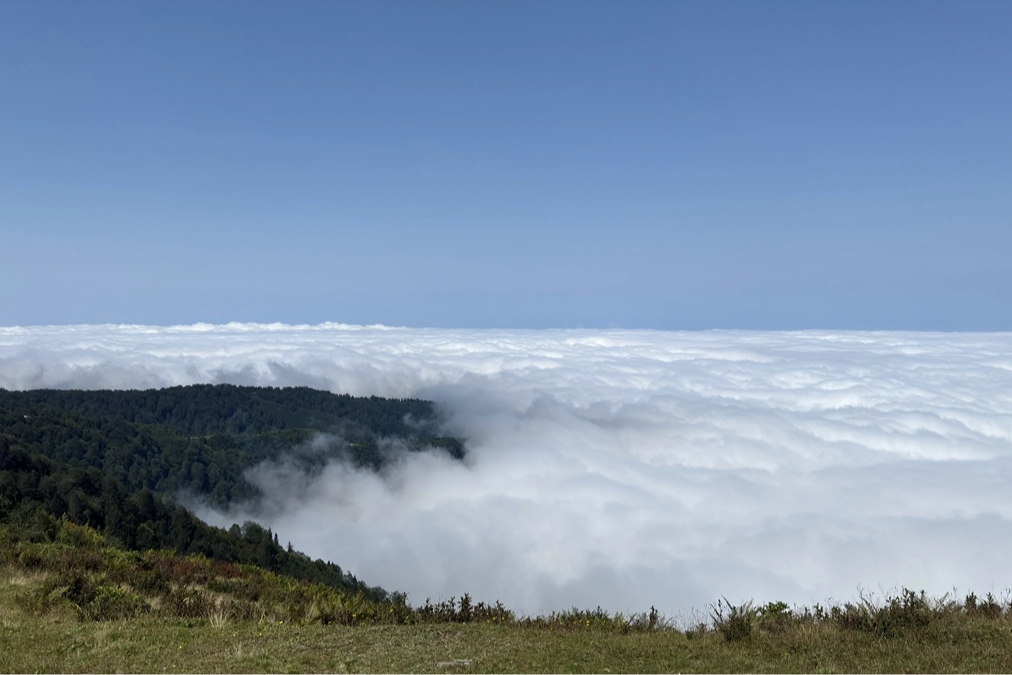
[5,521,1012,672]
[6,568,1012,673]
[5,604,1012,673]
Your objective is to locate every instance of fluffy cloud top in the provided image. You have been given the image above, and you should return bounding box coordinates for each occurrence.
[2,323,1011,616]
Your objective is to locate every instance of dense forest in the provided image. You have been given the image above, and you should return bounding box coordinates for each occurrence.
[0,384,464,504]
[0,384,467,600]
[0,384,448,438]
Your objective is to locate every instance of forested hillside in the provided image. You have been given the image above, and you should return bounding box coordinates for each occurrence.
[0,384,467,599]
[0,384,443,437]
[0,384,464,505]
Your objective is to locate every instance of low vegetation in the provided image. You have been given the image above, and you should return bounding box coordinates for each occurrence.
[4,519,1012,672]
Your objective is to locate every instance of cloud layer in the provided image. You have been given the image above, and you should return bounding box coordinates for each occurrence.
[3,323,1012,616]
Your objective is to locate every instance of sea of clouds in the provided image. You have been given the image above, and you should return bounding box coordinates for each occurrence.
[2,322,1011,618]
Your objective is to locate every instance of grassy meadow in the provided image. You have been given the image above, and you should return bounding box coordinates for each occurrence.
[4,524,1012,673]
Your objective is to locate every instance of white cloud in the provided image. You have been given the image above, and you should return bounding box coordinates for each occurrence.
[2,323,1012,616]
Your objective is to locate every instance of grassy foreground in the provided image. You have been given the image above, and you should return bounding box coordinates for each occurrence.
[5,607,1012,673]
[4,522,1012,673]
[5,569,1012,673]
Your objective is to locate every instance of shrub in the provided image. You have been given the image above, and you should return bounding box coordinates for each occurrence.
[165,586,217,618]
[964,591,1005,619]
[758,600,794,632]
[81,585,149,621]
[877,588,933,634]
[832,588,935,636]
[711,598,757,643]
[55,519,105,550]
[60,571,97,606]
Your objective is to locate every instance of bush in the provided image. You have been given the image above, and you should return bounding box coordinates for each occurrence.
[832,588,935,636]
[165,586,217,618]
[711,598,757,643]
[55,519,105,550]
[81,585,149,621]
[757,600,794,632]
[964,591,1005,619]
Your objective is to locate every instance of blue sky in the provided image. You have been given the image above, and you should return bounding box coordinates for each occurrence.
[2,1,1009,329]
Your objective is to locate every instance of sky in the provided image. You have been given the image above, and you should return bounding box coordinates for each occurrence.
[3,323,1012,615]
[2,1,1010,330]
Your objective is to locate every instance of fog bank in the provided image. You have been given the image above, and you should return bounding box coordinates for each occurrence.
[2,323,1011,616]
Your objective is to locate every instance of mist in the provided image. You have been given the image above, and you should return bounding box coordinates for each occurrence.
[2,323,1011,616]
